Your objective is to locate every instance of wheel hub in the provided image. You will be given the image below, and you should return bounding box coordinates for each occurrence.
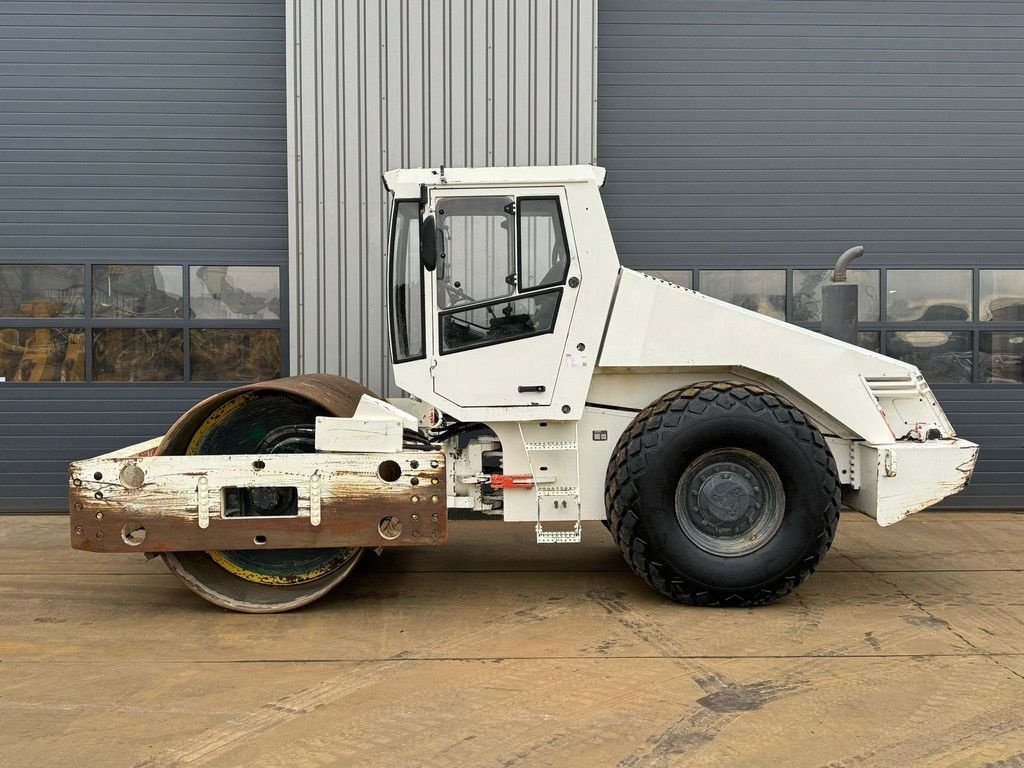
[693,462,763,536]
[675,449,785,557]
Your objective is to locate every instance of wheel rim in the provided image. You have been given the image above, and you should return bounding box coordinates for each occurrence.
[674,448,785,557]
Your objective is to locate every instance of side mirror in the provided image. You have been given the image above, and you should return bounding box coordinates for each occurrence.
[420,215,438,272]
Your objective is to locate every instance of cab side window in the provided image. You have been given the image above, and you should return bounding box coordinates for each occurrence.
[389,201,425,362]
[518,198,570,291]
[438,194,570,354]
[437,197,514,309]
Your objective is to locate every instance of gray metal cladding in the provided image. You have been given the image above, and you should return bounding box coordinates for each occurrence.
[598,0,1024,508]
[0,1,287,510]
[289,0,598,395]
[598,0,1024,267]
[1,384,229,511]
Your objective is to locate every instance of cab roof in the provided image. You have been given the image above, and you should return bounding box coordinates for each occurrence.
[382,165,606,197]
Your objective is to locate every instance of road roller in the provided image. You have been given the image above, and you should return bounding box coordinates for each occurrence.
[69,165,979,612]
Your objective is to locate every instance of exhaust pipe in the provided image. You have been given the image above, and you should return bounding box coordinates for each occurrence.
[822,245,864,345]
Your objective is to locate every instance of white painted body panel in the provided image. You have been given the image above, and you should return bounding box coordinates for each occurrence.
[600,269,946,445]
[381,165,978,528]
[848,440,979,526]
[315,395,419,453]
[314,418,403,453]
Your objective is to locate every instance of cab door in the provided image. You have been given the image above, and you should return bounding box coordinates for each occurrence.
[427,188,580,410]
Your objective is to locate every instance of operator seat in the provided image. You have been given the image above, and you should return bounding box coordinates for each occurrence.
[531,243,569,331]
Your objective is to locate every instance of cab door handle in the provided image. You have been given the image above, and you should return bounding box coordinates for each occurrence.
[518,385,546,393]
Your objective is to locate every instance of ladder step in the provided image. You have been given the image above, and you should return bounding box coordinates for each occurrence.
[523,441,577,451]
[536,486,579,497]
[536,522,582,544]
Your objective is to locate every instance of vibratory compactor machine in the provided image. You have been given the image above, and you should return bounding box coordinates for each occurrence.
[69,165,978,612]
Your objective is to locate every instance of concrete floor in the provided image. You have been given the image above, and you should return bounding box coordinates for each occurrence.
[1,513,1023,768]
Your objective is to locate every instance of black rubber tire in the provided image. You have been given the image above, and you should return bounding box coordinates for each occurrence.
[605,381,840,607]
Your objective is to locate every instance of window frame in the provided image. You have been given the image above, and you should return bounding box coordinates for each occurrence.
[0,259,287,385]
[388,199,428,364]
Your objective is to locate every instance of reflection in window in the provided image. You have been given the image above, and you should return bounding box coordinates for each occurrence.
[699,270,786,319]
[0,265,84,318]
[643,270,693,289]
[0,327,85,381]
[980,270,1024,321]
[980,332,1024,384]
[437,196,514,308]
[858,331,881,353]
[190,329,281,382]
[886,270,972,322]
[518,198,569,290]
[93,328,183,382]
[791,269,880,322]
[886,331,973,384]
[441,289,561,353]
[190,267,281,319]
[93,266,183,319]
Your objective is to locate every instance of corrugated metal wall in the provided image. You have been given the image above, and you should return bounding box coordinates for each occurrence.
[0,1,287,511]
[598,0,1024,508]
[288,0,598,395]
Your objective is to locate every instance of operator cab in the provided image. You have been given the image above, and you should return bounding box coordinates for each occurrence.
[388,182,583,410]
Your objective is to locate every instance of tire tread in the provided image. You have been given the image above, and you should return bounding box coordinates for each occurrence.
[605,381,841,607]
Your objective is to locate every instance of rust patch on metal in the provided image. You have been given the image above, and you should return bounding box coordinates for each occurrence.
[69,450,447,553]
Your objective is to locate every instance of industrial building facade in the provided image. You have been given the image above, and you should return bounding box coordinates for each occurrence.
[2,1,1021,510]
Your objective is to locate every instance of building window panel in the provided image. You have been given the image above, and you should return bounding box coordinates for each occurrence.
[0,265,85,318]
[980,270,1024,321]
[886,330,973,384]
[791,269,880,322]
[190,328,281,382]
[93,328,184,382]
[886,269,973,322]
[643,270,693,290]
[0,327,85,382]
[699,269,786,319]
[858,331,881,353]
[190,266,282,320]
[92,265,183,319]
[980,331,1024,384]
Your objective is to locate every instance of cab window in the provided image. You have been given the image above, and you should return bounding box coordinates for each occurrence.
[518,197,570,290]
[437,194,570,354]
[389,201,425,362]
[436,196,514,309]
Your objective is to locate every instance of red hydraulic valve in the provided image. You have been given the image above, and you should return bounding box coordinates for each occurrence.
[489,474,535,490]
